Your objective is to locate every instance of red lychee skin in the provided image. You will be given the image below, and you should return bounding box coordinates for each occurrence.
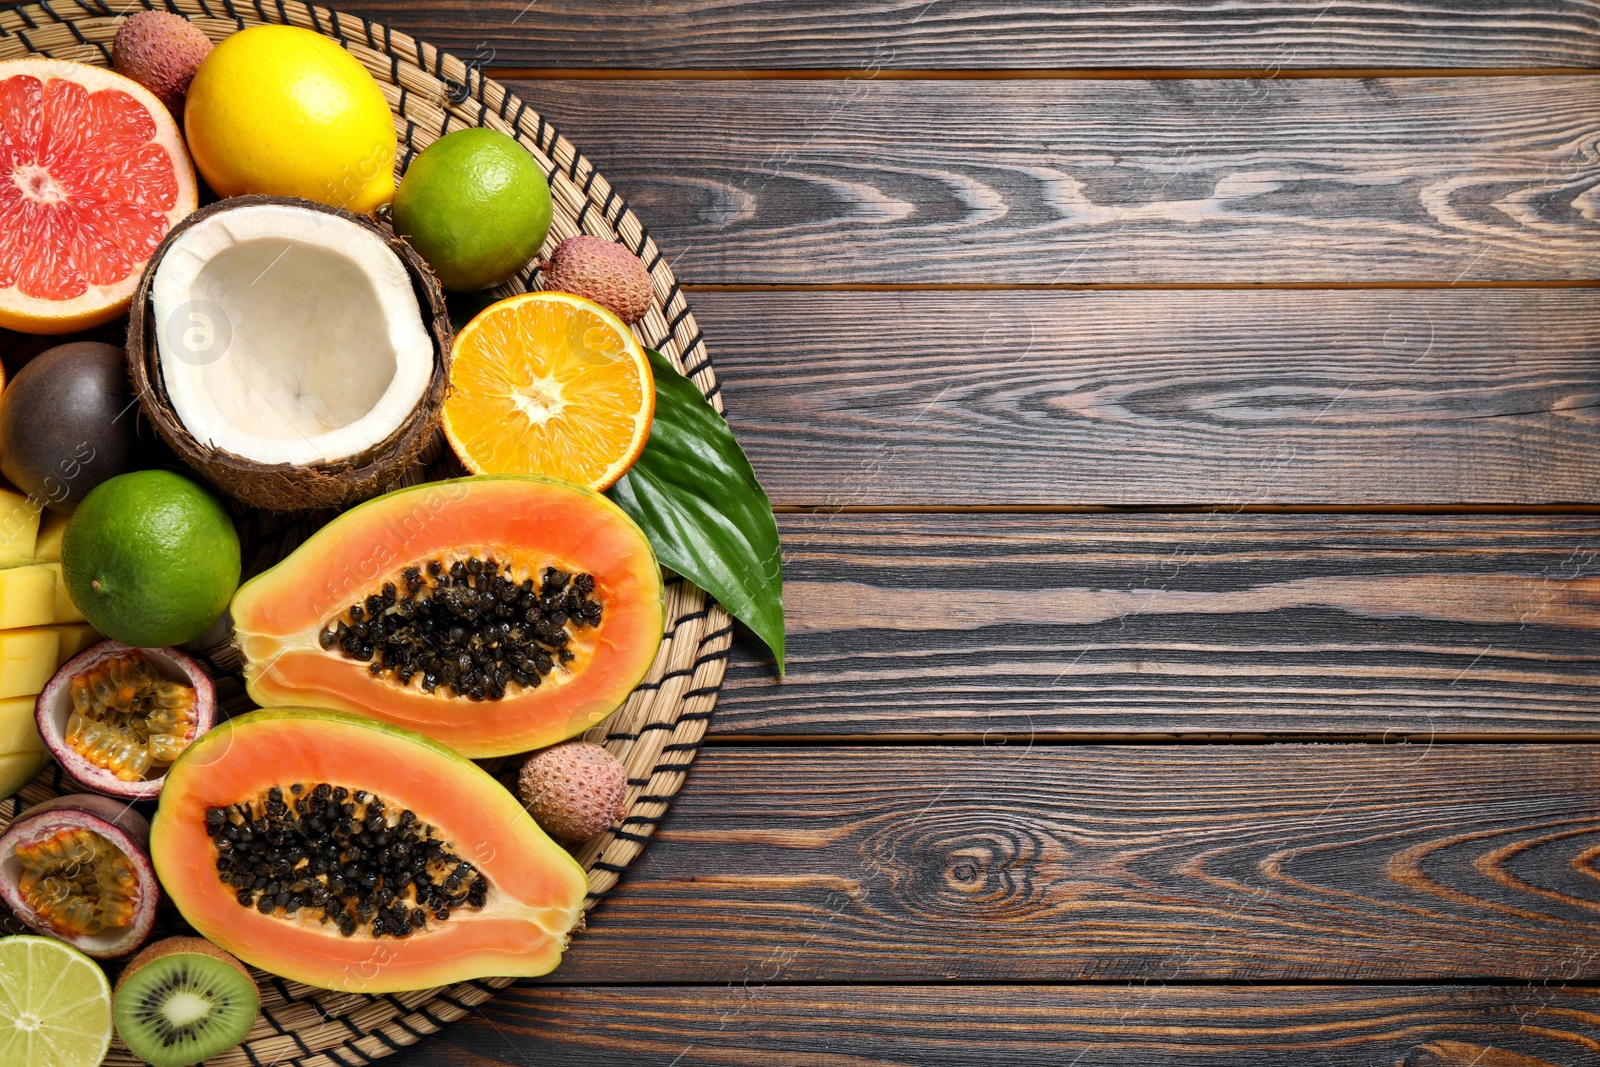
[540,236,654,324]
[113,11,213,116]
[518,740,629,844]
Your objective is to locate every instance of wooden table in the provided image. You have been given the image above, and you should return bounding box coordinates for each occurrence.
[331,3,1600,1063]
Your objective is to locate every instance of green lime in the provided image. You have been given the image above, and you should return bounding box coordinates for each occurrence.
[0,935,113,1067]
[61,470,240,647]
[392,128,552,292]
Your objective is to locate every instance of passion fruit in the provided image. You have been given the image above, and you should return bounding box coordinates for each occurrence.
[0,794,159,958]
[0,342,142,515]
[36,641,216,800]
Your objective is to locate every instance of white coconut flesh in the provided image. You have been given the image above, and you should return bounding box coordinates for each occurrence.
[152,203,434,467]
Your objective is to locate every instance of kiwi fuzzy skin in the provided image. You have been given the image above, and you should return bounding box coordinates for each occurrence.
[116,936,256,995]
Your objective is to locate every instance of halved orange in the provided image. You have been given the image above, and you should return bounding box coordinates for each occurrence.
[442,292,654,490]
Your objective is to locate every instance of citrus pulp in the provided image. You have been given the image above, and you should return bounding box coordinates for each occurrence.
[442,292,655,490]
[0,935,114,1067]
[0,58,197,333]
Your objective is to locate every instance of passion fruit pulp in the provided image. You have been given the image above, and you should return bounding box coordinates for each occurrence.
[69,655,197,774]
[0,794,159,958]
[16,829,138,935]
[36,641,216,800]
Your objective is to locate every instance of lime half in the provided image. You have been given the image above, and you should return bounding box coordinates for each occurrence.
[0,935,113,1067]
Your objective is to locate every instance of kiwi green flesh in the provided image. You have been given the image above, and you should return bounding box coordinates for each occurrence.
[113,950,259,1067]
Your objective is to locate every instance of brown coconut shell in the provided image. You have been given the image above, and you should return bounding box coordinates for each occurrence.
[128,195,453,513]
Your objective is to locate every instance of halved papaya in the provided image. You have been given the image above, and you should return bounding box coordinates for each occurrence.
[231,475,663,757]
[151,707,588,992]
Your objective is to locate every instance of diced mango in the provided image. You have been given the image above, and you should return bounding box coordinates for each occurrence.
[0,696,42,756]
[53,623,98,664]
[0,488,39,569]
[0,564,61,630]
[43,563,84,624]
[32,509,66,563]
[0,749,48,798]
[0,626,59,699]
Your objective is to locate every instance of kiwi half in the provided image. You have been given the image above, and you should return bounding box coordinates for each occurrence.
[113,937,259,1067]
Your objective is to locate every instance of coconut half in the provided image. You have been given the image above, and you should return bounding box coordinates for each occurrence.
[130,196,452,512]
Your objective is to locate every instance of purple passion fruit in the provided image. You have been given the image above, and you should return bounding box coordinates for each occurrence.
[0,793,158,958]
[36,640,216,800]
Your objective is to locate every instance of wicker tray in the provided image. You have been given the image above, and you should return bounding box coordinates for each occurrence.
[0,3,730,1064]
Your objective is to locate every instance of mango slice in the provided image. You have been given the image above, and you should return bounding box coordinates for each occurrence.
[45,564,84,624]
[0,564,60,630]
[0,749,47,797]
[32,510,66,563]
[0,696,44,756]
[0,627,60,699]
[53,624,98,664]
[0,488,39,569]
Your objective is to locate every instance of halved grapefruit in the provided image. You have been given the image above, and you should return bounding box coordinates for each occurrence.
[0,59,197,334]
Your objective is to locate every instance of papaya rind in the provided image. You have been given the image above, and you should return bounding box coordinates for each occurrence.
[230,475,665,757]
[151,706,589,992]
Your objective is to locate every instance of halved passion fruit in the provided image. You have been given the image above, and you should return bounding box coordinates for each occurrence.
[151,708,588,992]
[231,476,664,757]
[0,794,158,958]
[36,641,216,800]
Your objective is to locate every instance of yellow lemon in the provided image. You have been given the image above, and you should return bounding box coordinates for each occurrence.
[184,25,396,214]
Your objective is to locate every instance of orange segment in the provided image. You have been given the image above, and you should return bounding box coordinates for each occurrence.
[442,292,654,490]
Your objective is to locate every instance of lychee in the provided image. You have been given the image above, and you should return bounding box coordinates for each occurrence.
[113,11,213,116]
[518,740,629,844]
[540,235,653,324]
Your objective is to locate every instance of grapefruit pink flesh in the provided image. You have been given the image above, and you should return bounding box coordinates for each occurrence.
[0,60,196,333]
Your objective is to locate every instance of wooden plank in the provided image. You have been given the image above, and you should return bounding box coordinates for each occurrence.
[334,2,1600,71]
[387,985,1600,1067]
[688,290,1600,506]
[710,513,1600,739]
[551,746,1600,982]
[511,76,1600,284]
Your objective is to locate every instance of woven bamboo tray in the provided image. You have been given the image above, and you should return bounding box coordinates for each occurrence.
[0,3,731,1064]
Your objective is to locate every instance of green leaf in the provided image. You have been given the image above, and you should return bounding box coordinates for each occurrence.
[607,349,785,672]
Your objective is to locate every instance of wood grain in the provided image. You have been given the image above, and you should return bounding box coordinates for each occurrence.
[386,984,1600,1067]
[547,746,1600,982]
[511,76,1600,285]
[332,1,1600,71]
[685,289,1600,506]
[709,513,1600,739]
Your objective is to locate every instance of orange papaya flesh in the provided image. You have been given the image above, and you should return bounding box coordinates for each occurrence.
[151,708,588,992]
[230,475,664,757]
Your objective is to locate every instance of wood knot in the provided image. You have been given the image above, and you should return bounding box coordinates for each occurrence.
[862,815,1058,923]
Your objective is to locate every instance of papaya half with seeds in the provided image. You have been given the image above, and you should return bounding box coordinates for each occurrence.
[231,475,663,757]
[151,707,589,992]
